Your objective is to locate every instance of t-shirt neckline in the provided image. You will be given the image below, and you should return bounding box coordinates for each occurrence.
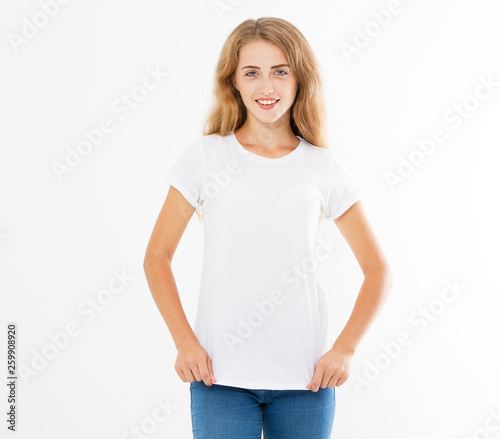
[230,131,304,164]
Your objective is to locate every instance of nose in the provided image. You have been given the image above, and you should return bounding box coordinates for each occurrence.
[261,77,273,95]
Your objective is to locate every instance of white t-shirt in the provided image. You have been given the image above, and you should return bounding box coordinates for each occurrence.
[166,131,362,390]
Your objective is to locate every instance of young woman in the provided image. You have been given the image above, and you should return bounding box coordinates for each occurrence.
[144,17,393,439]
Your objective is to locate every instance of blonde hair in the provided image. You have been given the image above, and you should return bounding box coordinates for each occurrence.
[196,17,329,222]
[202,16,328,147]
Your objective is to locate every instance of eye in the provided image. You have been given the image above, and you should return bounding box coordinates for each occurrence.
[244,70,289,77]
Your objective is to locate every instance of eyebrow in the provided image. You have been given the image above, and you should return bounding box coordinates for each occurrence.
[241,64,290,70]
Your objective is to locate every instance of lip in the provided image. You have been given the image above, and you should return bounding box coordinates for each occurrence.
[255,98,280,110]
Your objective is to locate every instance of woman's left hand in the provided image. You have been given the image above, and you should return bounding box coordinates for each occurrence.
[306,344,354,392]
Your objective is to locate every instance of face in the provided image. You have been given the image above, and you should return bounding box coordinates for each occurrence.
[233,40,299,126]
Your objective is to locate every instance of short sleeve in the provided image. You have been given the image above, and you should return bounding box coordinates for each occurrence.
[165,136,205,208]
[324,152,362,220]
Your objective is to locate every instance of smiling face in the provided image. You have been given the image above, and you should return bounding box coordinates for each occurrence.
[233,39,299,127]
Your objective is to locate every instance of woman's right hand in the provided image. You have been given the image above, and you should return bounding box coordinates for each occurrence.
[174,339,217,386]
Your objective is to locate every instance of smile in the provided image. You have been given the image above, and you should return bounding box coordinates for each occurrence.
[255,99,280,110]
[256,99,279,105]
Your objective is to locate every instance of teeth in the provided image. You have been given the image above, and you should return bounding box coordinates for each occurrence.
[257,99,277,105]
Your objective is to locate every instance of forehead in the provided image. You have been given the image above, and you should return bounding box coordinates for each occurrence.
[238,40,287,65]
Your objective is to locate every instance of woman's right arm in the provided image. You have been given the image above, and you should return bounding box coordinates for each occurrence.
[143,186,216,386]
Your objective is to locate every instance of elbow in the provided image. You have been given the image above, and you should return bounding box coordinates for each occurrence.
[364,261,394,285]
[384,267,394,290]
[143,256,150,273]
[143,251,172,273]
[379,264,394,293]
[143,250,152,272]
[143,255,151,276]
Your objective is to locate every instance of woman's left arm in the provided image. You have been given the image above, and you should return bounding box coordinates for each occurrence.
[307,199,394,392]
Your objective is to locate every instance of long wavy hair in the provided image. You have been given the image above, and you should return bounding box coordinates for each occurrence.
[202,16,328,147]
[195,17,329,222]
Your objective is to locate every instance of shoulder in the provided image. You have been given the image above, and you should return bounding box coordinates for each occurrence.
[299,137,337,166]
[196,133,231,145]
[183,133,234,166]
[177,133,229,152]
[303,138,354,164]
[193,133,233,153]
[300,139,359,187]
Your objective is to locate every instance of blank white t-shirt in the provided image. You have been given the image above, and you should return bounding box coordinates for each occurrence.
[166,131,362,390]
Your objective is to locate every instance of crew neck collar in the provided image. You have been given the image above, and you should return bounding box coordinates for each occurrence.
[230,131,304,164]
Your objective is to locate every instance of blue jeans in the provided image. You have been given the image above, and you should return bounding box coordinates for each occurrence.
[190,380,336,438]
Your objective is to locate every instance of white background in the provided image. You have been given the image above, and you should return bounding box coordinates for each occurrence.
[1,0,500,438]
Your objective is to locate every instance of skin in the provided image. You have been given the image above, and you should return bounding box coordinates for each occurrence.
[143,39,393,392]
[232,39,301,156]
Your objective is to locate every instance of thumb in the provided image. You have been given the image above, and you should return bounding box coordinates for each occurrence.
[207,356,217,383]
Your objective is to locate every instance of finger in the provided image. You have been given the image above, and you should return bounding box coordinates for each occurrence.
[177,367,188,383]
[191,363,203,383]
[327,375,338,388]
[320,372,333,389]
[207,356,217,383]
[183,367,196,383]
[198,360,213,386]
[335,373,348,387]
[309,368,324,392]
